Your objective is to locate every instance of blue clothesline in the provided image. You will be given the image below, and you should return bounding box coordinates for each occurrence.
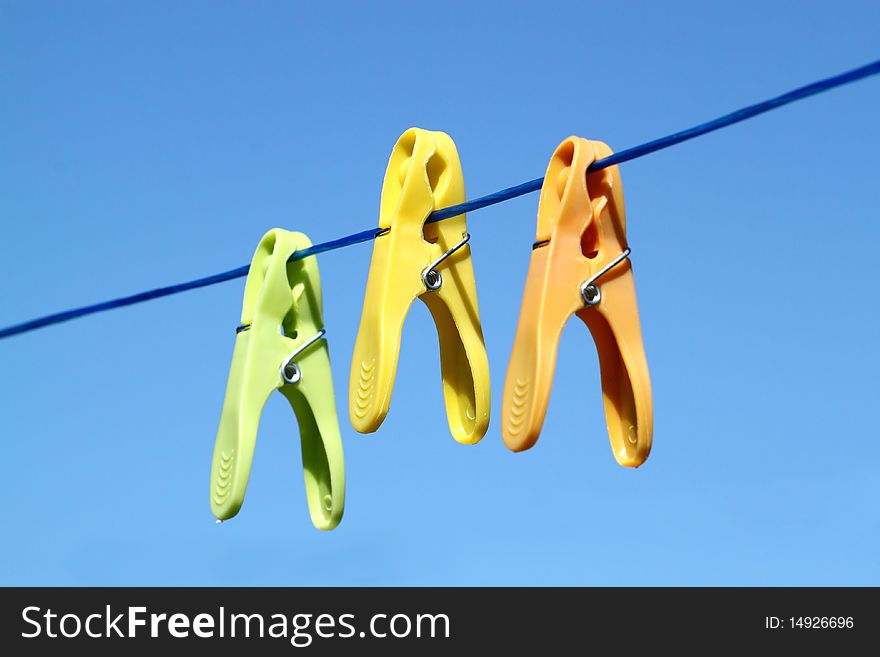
[2,58,879,341]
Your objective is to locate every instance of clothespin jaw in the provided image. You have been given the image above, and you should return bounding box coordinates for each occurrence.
[210,229,345,530]
[349,127,490,444]
[501,137,652,467]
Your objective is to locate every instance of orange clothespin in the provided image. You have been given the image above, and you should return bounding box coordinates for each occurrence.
[502,137,652,466]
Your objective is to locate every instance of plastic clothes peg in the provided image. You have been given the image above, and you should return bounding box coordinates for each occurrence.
[501,137,652,467]
[349,127,490,443]
[210,229,345,530]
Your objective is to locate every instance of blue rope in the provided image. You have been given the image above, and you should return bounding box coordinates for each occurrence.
[2,58,878,341]
[0,265,252,338]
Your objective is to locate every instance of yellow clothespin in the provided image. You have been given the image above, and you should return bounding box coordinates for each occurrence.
[210,229,345,530]
[349,128,490,444]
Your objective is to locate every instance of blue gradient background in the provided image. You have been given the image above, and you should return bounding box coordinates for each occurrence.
[2,1,879,585]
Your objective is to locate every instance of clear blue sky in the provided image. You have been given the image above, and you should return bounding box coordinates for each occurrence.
[2,1,878,585]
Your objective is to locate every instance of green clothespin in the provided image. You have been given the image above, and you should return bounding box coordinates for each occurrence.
[210,229,345,530]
